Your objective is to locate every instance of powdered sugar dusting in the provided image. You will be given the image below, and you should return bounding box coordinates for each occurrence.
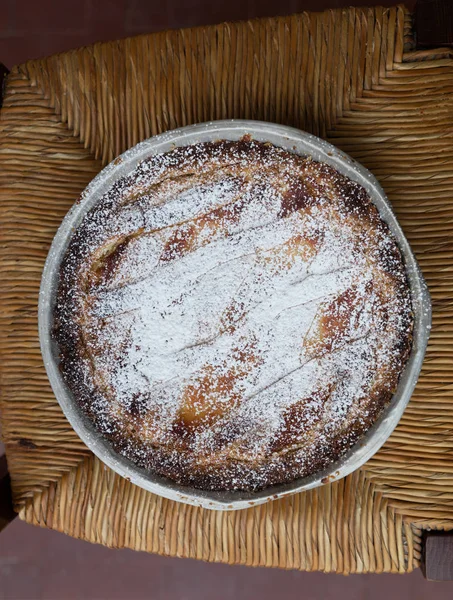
[55,139,413,491]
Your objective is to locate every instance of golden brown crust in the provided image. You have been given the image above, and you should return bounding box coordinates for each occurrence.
[54,139,413,491]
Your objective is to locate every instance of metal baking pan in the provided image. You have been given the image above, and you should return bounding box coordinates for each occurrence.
[39,120,431,511]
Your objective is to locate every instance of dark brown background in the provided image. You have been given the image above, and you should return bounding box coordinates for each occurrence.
[1,1,451,599]
[1,0,416,68]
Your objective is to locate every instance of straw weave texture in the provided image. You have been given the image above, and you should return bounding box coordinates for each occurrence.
[1,5,452,573]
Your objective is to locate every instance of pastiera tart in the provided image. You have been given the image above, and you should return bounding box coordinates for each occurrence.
[54,138,413,491]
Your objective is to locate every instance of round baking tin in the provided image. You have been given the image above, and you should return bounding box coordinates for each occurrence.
[39,120,431,511]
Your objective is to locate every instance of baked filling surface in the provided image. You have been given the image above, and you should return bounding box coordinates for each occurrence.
[54,139,413,491]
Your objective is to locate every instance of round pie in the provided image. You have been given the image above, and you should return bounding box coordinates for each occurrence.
[54,138,413,491]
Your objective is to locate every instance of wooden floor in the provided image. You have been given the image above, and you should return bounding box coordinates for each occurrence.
[1,518,453,600]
